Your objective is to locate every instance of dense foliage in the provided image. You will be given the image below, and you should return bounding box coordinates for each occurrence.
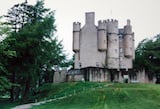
[0,17,16,95]
[0,0,69,101]
[134,34,160,79]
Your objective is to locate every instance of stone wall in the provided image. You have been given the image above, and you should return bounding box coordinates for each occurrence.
[53,70,66,83]
[52,66,157,84]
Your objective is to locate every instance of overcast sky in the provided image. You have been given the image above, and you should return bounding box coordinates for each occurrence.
[1,0,160,59]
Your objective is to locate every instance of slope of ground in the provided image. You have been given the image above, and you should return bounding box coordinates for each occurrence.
[1,82,104,109]
[30,82,105,102]
[31,83,160,109]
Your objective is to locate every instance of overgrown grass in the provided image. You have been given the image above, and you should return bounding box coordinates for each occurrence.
[29,82,105,102]
[32,83,160,109]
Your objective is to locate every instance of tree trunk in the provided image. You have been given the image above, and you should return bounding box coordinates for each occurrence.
[10,72,15,102]
[23,79,30,101]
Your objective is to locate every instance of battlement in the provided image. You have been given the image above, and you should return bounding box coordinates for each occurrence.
[107,19,118,34]
[73,22,81,31]
[107,19,118,26]
[107,19,118,23]
[98,20,107,30]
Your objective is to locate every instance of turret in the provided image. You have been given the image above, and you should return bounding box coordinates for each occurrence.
[73,22,81,52]
[124,20,132,34]
[97,20,107,51]
[123,19,133,57]
[106,19,119,69]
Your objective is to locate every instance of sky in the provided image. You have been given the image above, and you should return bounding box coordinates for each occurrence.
[0,0,160,59]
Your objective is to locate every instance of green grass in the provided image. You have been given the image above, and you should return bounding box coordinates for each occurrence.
[30,82,105,102]
[32,83,160,109]
[0,82,104,109]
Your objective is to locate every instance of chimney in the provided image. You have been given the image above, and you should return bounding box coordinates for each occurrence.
[85,12,95,25]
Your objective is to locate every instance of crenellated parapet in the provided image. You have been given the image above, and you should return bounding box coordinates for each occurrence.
[73,22,81,32]
[98,20,107,30]
[107,19,118,34]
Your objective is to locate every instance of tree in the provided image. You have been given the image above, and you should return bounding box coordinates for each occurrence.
[3,0,68,101]
[134,34,160,80]
[5,2,33,32]
[0,17,16,95]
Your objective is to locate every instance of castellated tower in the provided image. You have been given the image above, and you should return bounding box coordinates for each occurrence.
[73,12,135,72]
[107,19,119,69]
[73,22,80,68]
[124,20,133,57]
[97,20,107,51]
[119,20,135,70]
[73,22,81,52]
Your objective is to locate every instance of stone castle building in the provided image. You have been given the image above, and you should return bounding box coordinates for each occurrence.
[69,12,135,82]
[73,12,135,70]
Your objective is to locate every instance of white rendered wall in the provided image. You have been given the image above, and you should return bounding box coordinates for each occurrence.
[107,34,119,69]
[106,20,119,69]
[74,52,79,68]
[78,12,106,68]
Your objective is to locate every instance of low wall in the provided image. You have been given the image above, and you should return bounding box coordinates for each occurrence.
[53,70,66,83]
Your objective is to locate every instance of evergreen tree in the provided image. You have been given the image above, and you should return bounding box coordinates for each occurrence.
[4,0,68,101]
[0,17,16,96]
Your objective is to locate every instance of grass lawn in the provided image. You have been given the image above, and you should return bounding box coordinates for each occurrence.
[30,82,104,102]
[32,83,160,109]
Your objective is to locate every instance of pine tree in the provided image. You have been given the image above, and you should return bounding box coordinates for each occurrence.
[4,0,68,101]
[0,16,16,96]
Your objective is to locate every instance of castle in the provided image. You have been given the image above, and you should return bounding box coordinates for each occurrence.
[52,12,157,83]
[69,12,135,82]
[73,12,134,70]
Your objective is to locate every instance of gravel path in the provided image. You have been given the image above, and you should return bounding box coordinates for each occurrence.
[11,96,67,109]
